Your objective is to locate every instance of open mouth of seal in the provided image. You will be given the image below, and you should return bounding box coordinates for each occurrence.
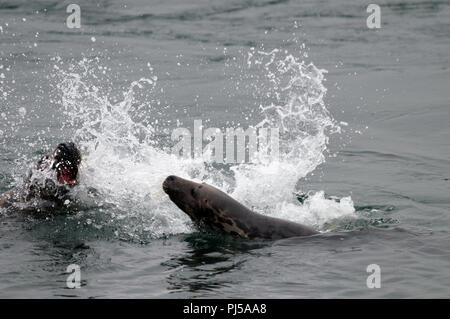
[57,167,78,185]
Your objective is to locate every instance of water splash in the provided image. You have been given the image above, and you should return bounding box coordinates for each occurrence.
[52,58,205,239]
[231,48,351,224]
[47,49,355,240]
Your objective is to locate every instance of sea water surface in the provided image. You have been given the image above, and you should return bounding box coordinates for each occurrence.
[0,0,449,298]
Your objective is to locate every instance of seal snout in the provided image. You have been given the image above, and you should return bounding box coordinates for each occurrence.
[162,175,177,194]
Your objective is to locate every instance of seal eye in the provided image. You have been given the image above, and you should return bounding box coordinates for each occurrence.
[190,188,197,198]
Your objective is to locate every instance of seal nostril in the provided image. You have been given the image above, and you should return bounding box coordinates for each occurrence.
[167,175,176,182]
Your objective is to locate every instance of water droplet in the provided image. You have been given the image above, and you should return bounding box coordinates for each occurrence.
[18,107,27,118]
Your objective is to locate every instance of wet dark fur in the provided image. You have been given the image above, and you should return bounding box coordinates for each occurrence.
[0,142,81,210]
[163,175,319,240]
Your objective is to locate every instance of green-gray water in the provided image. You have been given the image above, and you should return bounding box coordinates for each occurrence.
[0,0,449,298]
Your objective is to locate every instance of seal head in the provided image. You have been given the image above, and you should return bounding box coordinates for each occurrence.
[163,175,205,223]
[51,142,82,185]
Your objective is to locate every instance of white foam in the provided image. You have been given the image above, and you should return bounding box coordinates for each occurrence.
[275,192,355,228]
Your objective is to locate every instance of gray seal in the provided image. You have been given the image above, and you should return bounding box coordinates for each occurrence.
[162,175,319,240]
[0,142,81,210]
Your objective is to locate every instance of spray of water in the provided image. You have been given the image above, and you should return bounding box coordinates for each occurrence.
[16,49,355,240]
[229,48,354,228]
